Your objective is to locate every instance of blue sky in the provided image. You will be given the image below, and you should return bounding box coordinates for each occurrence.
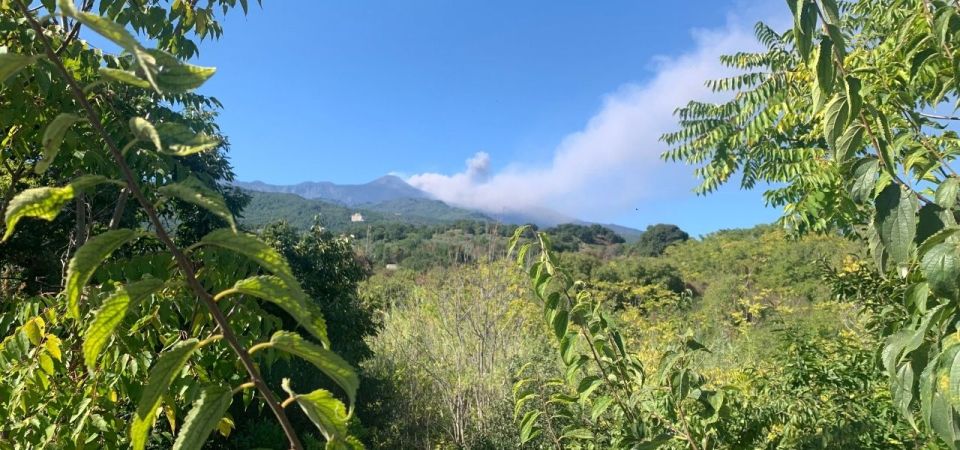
[181,0,788,236]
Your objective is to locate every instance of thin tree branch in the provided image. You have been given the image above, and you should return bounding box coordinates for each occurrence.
[108,188,128,230]
[15,3,304,449]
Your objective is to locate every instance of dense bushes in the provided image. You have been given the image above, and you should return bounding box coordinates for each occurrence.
[360,262,551,449]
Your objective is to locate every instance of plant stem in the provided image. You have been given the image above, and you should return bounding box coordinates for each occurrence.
[15,4,304,449]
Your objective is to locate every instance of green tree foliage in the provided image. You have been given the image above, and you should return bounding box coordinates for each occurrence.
[627,224,690,257]
[663,0,960,446]
[543,224,625,253]
[0,2,361,448]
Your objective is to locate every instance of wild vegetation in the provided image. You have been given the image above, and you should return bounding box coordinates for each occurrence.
[5,0,960,449]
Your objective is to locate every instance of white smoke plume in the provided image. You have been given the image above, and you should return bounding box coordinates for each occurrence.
[408,12,779,222]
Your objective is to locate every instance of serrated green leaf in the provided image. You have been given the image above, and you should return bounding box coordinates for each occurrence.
[825,23,845,57]
[72,11,140,51]
[66,229,145,319]
[949,351,960,407]
[823,95,848,149]
[200,229,295,282]
[834,124,863,163]
[918,203,949,245]
[281,381,350,444]
[919,227,960,257]
[158,178,236,231]
[38,113,83,174]
[911,47,937,79]
[844,76,862,126]
[172,385,233,450]
[893,364,916,422]
[99,67,151,88]
[3,175,108,242]
[931,390,960,448]
[590,395,613,422]
[792,0,817,62]
[155,122,220,156]
[519,410,541,444]
[146,49,216,93]
[850,158,879,202]
[129,117,161,151]
[815,37,834,96]
[922,242,960,297]
[269,331,357,409]
[225,276,329,347]
[905,282,930,314]
[577,375,602,398]
[0,53,38,83]
[921,354,937,430]
[561,427,594,441]
[818,0,840,24]
[938,178,960,209]
[83,278,164,370]
[552,308,568,340]
[131,339,200,450]
[874,184,917,265]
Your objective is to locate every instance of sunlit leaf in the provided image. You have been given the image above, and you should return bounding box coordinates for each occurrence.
[66,229,145,319]
[131,339,200,450]
[0,53,38,83]
[155,123,220,156]
[146,49,216,93]
[937,178,960,209]
[99,67,151,88]
[83,278,164,370]
[129,117,162,151]
[200,229,295,283]
[921,242,960,297]
[269,331,357,408]
[38,113,83,174]
[3,175,109,242]
[224,276,329,347]
[158,178,236,231]
[281,380,350,444]
[172,385,233,450]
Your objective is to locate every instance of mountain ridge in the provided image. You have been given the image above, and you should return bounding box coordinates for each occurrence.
[235,176,644,240]
[236,175,427,206]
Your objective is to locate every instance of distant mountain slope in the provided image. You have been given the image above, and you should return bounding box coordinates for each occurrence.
[240,191,374,230]
[236,176,644,241]
[236,175,427,206]
[366,198,490,223]
[240,191,491,231]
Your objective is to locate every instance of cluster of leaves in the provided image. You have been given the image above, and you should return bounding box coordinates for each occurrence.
[663,0,960,446]
[0,1,362,448]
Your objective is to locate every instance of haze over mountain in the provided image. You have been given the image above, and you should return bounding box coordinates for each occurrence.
[235,176,643,240]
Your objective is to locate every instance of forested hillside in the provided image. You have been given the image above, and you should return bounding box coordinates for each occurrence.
[5,0,960,449]
[240,191,489,230]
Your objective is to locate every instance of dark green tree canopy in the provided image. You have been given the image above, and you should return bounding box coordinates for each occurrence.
[628,223,690,256]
